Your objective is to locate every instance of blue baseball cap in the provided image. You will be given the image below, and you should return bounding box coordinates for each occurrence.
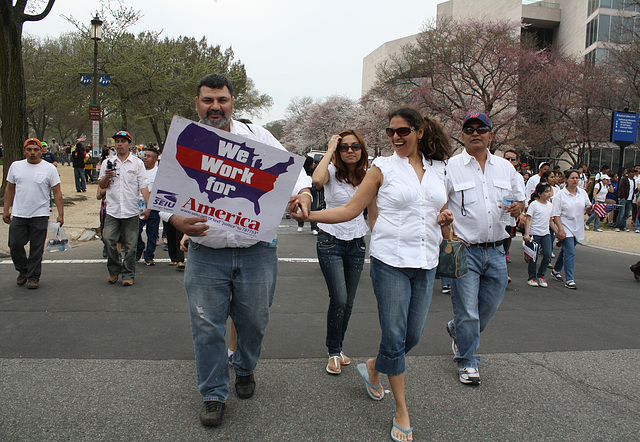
[462,112,492,130]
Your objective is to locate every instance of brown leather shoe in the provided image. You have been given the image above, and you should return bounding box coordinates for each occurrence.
[122,279,133,286]
[26,278,39,289]
[108,275,119,284]
[17,273,27,286]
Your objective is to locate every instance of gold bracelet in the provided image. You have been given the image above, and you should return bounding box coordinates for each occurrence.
[299,191,312,199]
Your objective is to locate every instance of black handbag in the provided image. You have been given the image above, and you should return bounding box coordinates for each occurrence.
[436,233,468,279]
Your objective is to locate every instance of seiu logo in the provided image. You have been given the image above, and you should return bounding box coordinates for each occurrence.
[154,190,177,208]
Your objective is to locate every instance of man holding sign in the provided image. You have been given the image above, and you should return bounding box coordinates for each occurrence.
[162,74,312,427]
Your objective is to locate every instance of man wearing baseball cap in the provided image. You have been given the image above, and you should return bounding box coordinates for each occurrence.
[98,130,150,286]
[444,112,526,385]
[3,138,64,289]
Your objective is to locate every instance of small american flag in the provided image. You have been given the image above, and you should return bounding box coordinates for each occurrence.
[592,203,618,218]
[76,134,87,142]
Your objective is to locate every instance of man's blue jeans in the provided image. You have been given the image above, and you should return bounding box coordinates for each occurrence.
[553,236,578,282]
[316,232,366,356]
[184,240,277,402]
[615,199,633,229]
[370,257,435,376]
[73,168,86,192]
[137,210,160,260]
[528,234,553,280]
[103,214,139,281]
[449,244,508,369]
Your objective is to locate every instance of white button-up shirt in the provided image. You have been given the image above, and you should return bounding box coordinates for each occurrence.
[99,153,149,219]
[445,149,526,244]
[551,187,590,241]
[180,119,312,249]
[369,153,447,269]
[317,164,369,241]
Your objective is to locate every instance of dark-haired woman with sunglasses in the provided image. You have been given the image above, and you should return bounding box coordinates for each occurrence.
[291,108,453,442]
[311,129,375,376]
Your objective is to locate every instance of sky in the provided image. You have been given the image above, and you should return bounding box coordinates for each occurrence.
[23,0,441,126]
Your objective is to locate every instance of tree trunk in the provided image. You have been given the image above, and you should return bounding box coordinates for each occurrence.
[0,5,28,199]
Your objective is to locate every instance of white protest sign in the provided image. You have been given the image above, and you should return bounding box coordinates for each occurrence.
[150,116,304,241]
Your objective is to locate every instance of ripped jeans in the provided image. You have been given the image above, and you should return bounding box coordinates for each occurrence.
[184,240,277,402]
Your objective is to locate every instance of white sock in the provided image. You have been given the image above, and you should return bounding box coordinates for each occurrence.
[227,349,234,358]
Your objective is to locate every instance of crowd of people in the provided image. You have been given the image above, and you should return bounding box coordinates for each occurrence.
[4,72,640,442]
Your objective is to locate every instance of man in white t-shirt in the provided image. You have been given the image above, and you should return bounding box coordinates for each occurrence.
[3,138,64,289]
[524,162,550,206]
[136,146,160,265]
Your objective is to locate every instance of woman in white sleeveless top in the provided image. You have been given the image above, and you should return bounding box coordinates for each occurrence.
[292,108,453,442]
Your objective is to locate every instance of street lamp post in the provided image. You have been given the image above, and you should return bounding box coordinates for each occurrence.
[90,15,103,154]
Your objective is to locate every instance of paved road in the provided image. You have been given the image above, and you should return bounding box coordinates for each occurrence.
[1,217,639,440]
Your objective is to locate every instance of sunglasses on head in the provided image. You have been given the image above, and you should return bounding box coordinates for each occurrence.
[385,127,415,137]
[338,143,362,152]
[462,126,491,135]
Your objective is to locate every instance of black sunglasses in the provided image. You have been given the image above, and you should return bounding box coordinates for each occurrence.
[505,156,517,161]
[338,144,362,152]
[385,127,415,137]
[462,126,491,135]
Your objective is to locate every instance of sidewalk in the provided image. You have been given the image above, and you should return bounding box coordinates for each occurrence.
[1,350,638,440]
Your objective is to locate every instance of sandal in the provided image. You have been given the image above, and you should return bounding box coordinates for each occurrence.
[168,262,177,266]
[326,355,341,375]
[391,418,413,442]
[176,262,186,271]
[339,351,351,366]
[356,363,384,400]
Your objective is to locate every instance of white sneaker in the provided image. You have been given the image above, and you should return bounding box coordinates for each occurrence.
[527,279,539,287]
[458,367,481,385]
[594,228,603,232]
[537,277,548,288]
[297,227,303,232]
[584,223,589,230]
[312,230,319,235]
[636,230,640,233]
[615,228,621,232]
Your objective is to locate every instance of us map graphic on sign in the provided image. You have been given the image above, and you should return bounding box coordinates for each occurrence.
[150,116,304,241]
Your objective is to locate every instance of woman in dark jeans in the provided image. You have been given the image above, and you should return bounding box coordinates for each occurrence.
[312,129,375,375]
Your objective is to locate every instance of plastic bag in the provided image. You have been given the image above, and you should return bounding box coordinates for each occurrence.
[46,221,71,252]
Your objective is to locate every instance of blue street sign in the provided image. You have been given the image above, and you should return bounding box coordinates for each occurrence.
[80,74,92,86]
[611,111,638,144]
[99,75,111,86]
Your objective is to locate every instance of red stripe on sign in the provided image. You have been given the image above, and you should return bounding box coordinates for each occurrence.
[176,144,278,192]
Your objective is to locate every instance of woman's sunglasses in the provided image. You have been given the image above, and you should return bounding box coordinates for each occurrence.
[385,127,415,137]
[338,144,362,152]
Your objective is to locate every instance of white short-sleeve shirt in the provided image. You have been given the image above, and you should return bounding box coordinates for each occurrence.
[98,153,149,219]
[369,153,447,269]
[6,159,60,218]
[445,149,526,244]
[526,199,553,236]
[317,164,368,241]
[551,187,590,241]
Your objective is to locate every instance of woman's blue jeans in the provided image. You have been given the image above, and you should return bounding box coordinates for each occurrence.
[553,236,578,282]
[528,234,553,280]
[370,257,435,376]
[316,232,365,356]
[585,211,601,230]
